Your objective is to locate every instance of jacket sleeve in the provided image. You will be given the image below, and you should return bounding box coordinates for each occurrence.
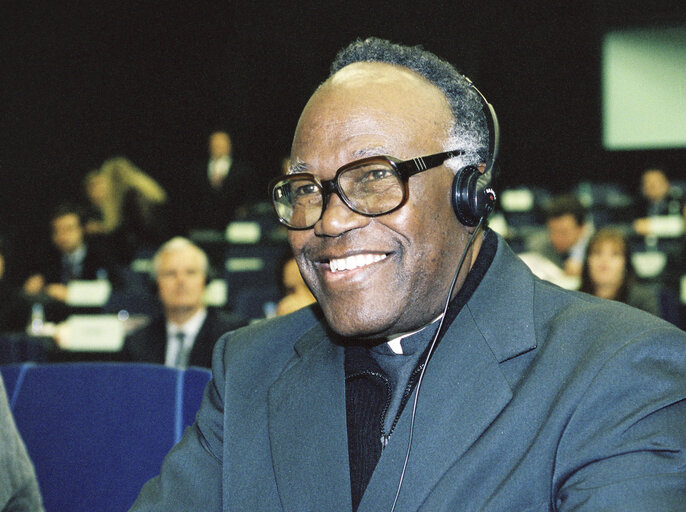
[128,335,230,511]
[0,377,45,512]
[553,325,686,510]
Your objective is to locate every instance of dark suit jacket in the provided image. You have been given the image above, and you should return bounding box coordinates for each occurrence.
[40,240,113,285]
[120,308,247,369]
[131,234,686,511]
[183,158,257,233]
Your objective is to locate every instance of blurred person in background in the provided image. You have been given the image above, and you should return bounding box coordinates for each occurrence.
[182,131,256,233]
[579,228,660,316]
[526,194,593,277]
[120,237,247,369]
[22,204,113,304]
[633,166,684,236]
[276,256,316,316]
[84,157,169,264]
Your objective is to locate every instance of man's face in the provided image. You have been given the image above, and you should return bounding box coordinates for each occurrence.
[641,169,669,202]
[52,213,84,255]
[547,214,583,254]
[156,247,207,314]
[209,132,231,159]
[288,62,473,339]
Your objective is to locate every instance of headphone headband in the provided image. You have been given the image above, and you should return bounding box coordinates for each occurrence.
[451,79,499,227]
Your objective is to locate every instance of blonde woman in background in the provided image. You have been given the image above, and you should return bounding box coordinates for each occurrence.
[84,157,169,263]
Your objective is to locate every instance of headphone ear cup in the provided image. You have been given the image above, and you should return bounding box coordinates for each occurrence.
[451,166,481,227]
[452,165,497,227]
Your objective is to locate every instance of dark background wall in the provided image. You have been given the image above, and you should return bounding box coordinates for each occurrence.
[1,1,685,266]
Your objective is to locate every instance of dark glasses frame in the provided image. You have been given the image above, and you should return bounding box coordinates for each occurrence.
[269,149,466,229]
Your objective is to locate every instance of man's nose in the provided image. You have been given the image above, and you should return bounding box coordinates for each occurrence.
[314,193,370,236]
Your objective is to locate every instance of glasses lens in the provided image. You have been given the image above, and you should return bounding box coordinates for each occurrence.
[338,161,404,215]
[272,176,324,228]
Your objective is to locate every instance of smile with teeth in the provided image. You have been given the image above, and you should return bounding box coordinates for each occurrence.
[328,253,387,273]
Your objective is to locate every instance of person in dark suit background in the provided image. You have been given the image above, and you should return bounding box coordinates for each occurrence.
[121,237,247,369]
[183,131,257,234]
[22,204,114,305]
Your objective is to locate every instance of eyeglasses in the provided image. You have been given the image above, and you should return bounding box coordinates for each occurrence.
[269,150,465,229]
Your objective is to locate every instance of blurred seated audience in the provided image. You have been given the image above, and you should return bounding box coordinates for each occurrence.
[276,256,316,316]
[525,194,593,277]
[119,237,247,369]
[633,166,685,236]
[84,157,169,264]
[0,375,45,511]
[579,228,660,317]
[22,204,115,306]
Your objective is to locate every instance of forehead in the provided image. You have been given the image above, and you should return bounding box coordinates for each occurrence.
[643,170,667,183]
[548,214,580,229]
[158,248,203,269]
[593,236,624,251]
[292,62,453,168]
[53,214,80,228]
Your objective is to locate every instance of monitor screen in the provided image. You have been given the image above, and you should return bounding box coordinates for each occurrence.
[602,26,686,150]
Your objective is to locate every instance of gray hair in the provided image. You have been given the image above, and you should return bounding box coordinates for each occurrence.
[329,37,489,172]
[152,237,209,279]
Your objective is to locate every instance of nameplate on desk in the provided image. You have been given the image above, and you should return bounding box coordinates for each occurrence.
[225,257,264,272]
[226,221,261,244]
[646,215,684,238]
[61,315,124,352]
[500,189,534,212]
[631,251,667,279]
[66,280,112,307]
[517,252,580,290]
[203,279,227,306]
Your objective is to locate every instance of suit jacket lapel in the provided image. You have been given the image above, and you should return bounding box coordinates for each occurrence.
[149,318,167,363]
[268,323,353,512]
[356,311,513,512]
[357,236,537,512]
[189,311,213,367]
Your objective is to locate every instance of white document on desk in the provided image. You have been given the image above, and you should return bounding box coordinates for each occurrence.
[61,315,124,352]
[66,280,112,307]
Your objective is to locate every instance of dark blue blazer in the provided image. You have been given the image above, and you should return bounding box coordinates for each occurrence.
[131,235,686,511]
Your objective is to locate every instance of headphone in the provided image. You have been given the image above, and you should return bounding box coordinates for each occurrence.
[451,79,500,227]
[391,79,500,512]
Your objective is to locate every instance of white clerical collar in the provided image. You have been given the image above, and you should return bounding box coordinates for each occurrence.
[386,314,443,355]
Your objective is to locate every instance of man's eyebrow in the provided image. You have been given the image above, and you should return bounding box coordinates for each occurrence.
[288,146,391,174]
[352,146,390,158]
[288,161,309,174]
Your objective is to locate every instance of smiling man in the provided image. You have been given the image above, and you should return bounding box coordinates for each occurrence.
[131,38,686,512]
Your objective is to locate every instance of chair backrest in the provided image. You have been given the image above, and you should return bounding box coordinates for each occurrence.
[0,362,212,512]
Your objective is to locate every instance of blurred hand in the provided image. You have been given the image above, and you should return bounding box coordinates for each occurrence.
[633,218,651,236]
[45,283,68,302]
[23,274,45,295]
[85,220,106,235]
[564,259,582,277]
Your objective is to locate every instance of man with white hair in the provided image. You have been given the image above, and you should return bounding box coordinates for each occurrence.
[121,237,246,369]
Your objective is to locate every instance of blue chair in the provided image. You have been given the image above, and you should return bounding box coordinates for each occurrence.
[0,362,212,512]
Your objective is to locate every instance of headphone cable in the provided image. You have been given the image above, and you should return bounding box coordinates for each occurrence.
[388,216,486,512]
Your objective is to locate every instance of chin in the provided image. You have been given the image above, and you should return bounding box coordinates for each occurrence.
[322,304,398,340]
